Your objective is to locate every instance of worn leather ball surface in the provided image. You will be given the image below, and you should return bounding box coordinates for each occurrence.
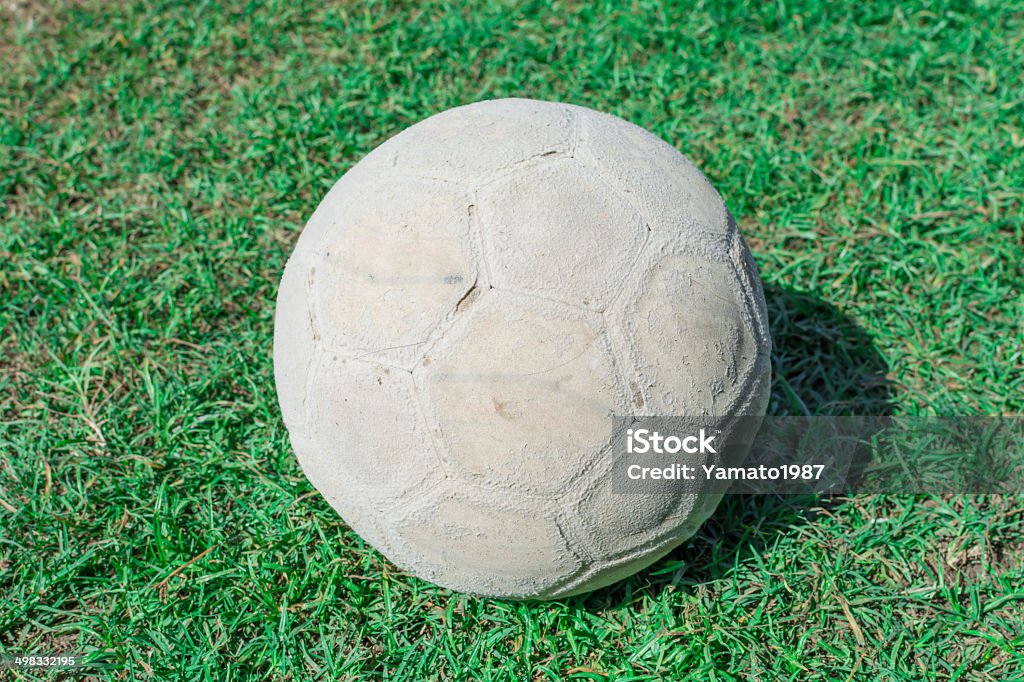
[274,98,771,599]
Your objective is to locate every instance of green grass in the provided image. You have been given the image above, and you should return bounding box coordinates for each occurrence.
[2,0,1023,679]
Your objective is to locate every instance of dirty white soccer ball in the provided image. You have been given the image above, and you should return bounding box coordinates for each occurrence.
[274,98,771,599]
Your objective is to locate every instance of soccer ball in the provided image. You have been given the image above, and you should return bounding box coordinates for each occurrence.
[274,98,771,599]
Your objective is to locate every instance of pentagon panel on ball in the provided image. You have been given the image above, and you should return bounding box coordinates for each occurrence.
[274,98,772,599]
